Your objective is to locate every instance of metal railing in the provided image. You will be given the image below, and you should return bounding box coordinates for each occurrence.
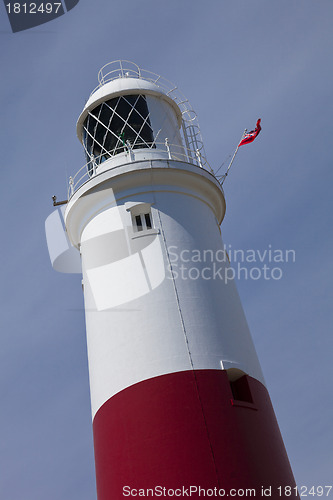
[67,140,214,200]
[90,61,193,113]
[87,60,207,167]
[90,60,201,136]
[67,61,217,200]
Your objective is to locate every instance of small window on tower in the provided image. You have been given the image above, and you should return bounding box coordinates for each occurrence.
[135,215,143,232]
[224,368,257,409]
[133,211,153,233]
[229,376,253,404]
[144,213,152,230]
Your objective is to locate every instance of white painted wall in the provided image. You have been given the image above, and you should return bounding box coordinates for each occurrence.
[67,161,265,419]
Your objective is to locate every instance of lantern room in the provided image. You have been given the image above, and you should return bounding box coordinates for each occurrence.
[76,60,208,177]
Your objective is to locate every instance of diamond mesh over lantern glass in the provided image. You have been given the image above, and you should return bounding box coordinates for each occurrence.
[83,94,155,175]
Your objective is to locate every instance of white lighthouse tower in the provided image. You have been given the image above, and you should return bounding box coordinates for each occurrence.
[46,60,297,499]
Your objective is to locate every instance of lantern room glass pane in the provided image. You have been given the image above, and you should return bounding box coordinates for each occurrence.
[83,94,155,174]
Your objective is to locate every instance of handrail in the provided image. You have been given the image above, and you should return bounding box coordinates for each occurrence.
[69,61,215,200]
[87,60,206,157]
[82,59,206,184]
[67,141,214,200]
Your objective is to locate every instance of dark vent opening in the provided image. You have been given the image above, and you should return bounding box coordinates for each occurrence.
[229,375,253,404]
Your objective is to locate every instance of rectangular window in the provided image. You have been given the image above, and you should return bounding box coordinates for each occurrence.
[144,213,152,230]
[230,376,253,404]
[132,210,154,233]
[133,212,154,232]
[135,215,143,232]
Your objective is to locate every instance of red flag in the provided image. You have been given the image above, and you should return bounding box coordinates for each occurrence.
[238,119,261,146]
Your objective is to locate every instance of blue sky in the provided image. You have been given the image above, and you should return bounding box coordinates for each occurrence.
[0,1,332,498]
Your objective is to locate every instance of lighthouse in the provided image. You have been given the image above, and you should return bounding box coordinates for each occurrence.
[46,60,298,499]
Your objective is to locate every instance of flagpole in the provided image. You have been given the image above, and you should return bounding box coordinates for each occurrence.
[220,129,247,186]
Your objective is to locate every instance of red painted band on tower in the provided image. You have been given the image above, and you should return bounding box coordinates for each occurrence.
[93,369,297,499]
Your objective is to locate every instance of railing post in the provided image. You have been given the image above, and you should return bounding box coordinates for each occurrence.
[69,176,74,197]
[126,140,134,162]
[196,149,203,168]
[165,138,171,160]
